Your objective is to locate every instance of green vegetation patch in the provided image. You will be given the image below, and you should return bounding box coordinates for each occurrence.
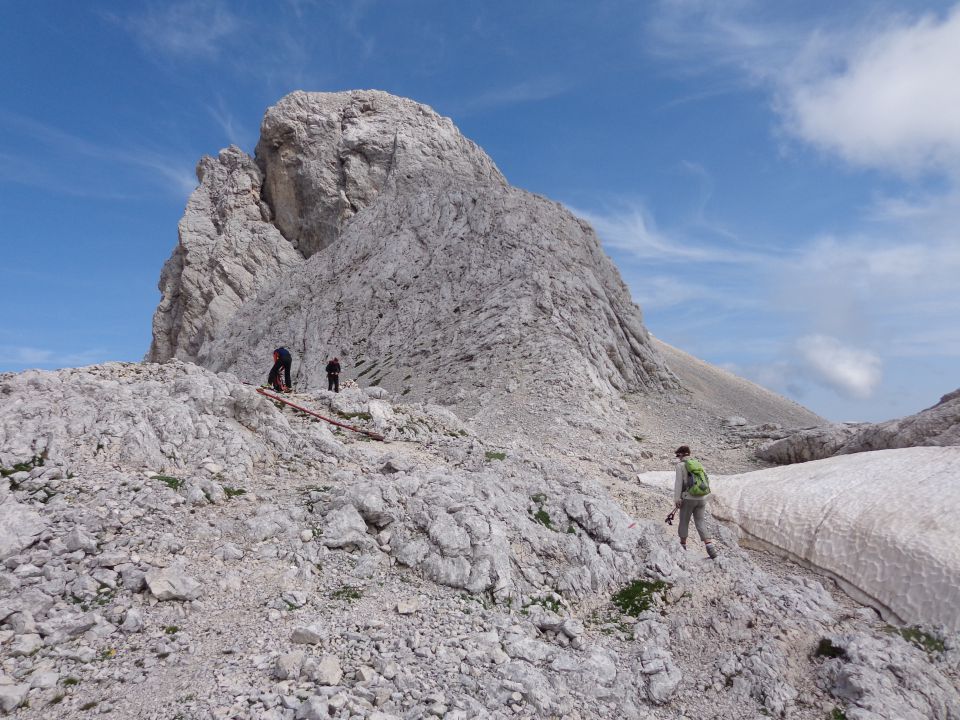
[155,475,184,491]
[532,509,553,530]
[612,579,670,616]
[528,493,556,530]
[485,451,506,461]
[332,585,363,601]
[1,453,46,477]
[523,595,562,613]
[830,709,848,720]
[885,625,945,654]
[223,486,247,499]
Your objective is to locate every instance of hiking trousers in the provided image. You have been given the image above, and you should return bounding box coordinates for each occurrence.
[678,495,710,542]
[268,356,292,391]
[327,374,339,393]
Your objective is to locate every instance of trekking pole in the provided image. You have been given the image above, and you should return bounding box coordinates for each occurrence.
[253,386,386,441]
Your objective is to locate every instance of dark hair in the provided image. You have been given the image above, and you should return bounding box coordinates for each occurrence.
[675,445,691,457]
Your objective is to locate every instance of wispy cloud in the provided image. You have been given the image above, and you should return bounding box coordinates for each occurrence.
[570,201,765,264]
[0,111,195,198]
[460,77,572,113]
[0,345,106,369]
[206,97,251,150]
[112,0,242,62]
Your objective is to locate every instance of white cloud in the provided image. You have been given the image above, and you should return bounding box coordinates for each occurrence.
[458,78,572,113]
[784,6,960,174]
[629,275,716,309]
[0,111,196,198]
[569,203,763,264]
[648,2,960,176]
[118,0,242,62]
[795,334,882,399]
[0,346,105,368]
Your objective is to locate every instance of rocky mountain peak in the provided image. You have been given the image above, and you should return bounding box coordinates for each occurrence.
[255,90,505,257]
[148,90,680,425]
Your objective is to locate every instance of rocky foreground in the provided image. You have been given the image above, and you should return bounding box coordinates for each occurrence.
[2,362,957,719]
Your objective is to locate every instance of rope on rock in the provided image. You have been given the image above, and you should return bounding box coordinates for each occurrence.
[255,387,386,441]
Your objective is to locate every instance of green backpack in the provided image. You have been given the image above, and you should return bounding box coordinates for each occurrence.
[684,458,711,497]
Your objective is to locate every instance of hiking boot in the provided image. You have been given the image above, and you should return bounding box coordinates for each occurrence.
[705,542,719,560]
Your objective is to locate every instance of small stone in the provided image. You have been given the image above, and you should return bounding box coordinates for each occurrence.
[296,696,329,720]
[30,670,59,689]
[291,624,325,645]
[63,527,99,554]
[145,567,202,601]
[120,608,144,633]
[9,632,43,656]
[281,591,308,609]
[309,655,342,686]
[0,684,30,713]
[396,597,420,615]
[273,650,306,680]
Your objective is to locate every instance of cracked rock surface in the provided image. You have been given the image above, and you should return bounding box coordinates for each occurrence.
[1,363,957,719]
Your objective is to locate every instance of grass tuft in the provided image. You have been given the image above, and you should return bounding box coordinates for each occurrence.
[155,475,184,490]
[612,579,670,616]
[885,625,945,654]
[332,585,363,601]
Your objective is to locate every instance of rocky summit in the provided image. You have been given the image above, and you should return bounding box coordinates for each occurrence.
[2,91,958,719]
[149,91,678,428]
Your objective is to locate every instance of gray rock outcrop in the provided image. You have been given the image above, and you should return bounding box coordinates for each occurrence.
[148,146,303,363]
[0,361,341,477]
[760,387,960,464]
[148,90,679,427]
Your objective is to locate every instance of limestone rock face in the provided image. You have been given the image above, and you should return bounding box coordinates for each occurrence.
[147,146,304,363]
[0,361,341,477]
[256,90,505,257]
[759,388,960,464]
[148,90,678,423]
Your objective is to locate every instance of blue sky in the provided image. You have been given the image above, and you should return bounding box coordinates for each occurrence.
[1,1,958,422]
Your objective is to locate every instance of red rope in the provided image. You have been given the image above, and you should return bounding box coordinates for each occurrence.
[255,387,385,441]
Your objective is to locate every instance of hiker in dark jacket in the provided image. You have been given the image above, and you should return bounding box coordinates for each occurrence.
[325,357,341,393]
[674,445,718,559]
[268,347,293,393]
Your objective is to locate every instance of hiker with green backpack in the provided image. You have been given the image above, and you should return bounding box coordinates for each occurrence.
[674,445,719,559]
